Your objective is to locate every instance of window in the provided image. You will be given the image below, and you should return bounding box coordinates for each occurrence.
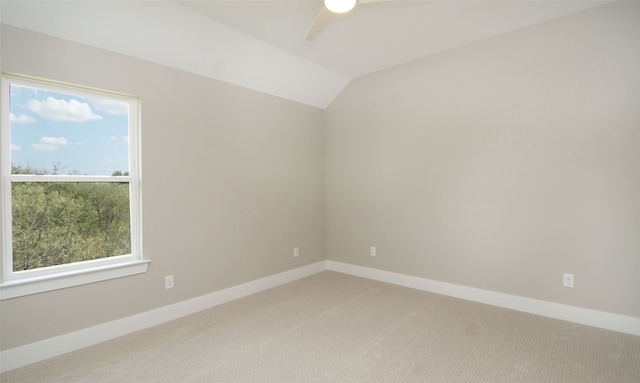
[0,73,148,299]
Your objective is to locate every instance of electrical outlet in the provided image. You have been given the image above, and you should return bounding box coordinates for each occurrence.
[293,247,299,258]
[165,275,174,290]
[370,246,376,257]
[563,273,574,288]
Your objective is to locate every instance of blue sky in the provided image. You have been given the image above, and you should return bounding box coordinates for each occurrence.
[9,84,129,176]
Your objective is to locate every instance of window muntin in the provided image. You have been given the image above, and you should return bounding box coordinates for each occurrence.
[1,73,143,288]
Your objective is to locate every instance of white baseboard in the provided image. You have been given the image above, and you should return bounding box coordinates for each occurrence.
[326,260,640,337]
[3,260,638,373]
[0,261,327,373]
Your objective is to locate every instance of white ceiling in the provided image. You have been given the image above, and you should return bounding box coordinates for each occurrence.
[177,0,611,78]
[1,0,612,108]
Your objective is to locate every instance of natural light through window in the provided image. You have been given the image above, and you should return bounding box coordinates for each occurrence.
[0,73,148,299]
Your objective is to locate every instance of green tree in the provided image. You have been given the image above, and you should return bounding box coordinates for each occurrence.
[10,165,131,271]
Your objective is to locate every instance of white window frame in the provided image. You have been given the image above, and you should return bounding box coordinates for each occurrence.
[0,73,148,299]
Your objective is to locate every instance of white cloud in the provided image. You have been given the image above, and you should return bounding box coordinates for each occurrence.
[92,99,128,115]
[31,136,69,151]
[10,113,36,124]
[41,137,69,145]
[109,136,129,143]
[11,143,22,151]
[28,97,102,122]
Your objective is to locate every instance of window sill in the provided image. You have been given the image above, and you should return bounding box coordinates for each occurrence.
[0,260,150,300]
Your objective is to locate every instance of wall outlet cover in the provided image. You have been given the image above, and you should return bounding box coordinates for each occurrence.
[563,273,574,288]
[165,275,174,289]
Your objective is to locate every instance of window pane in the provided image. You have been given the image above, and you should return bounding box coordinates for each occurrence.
[9,84,129,176]
[11,182,131,272]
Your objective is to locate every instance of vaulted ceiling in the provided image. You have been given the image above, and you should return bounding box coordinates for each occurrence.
[1,0,612,109]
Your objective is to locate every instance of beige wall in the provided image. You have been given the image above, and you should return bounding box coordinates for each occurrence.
[326,1,640,318]
[2,0,639,354]
[0,25,326,350]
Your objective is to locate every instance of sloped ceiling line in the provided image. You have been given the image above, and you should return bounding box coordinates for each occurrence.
[0,0,611,109]
[0,0,350,109]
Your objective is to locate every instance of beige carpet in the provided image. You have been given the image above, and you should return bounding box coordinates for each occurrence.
[2,271,639,382]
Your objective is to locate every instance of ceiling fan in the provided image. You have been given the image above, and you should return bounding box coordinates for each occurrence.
[306,0,397,41]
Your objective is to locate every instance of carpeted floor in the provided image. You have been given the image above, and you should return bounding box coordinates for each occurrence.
[2,271,640,382]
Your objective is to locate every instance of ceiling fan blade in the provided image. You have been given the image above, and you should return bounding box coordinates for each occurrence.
[358,0,432,8]
[305,6,333,41]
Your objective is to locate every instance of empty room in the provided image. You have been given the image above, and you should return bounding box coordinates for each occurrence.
[1,0,639,381]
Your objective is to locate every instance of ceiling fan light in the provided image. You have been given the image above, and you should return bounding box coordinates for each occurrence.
[324,0,356,14]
